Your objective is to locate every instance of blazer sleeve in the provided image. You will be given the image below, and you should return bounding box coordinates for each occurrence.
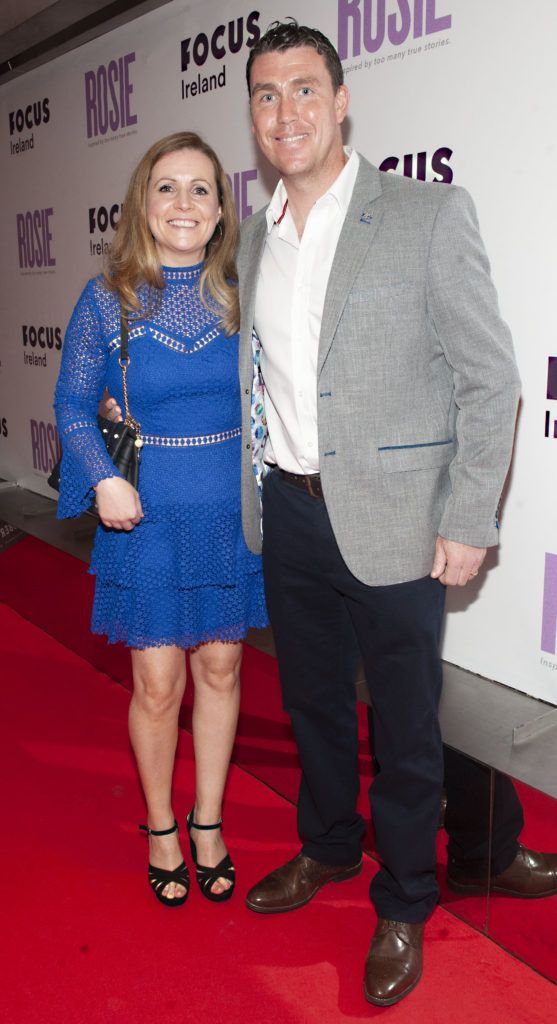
[426,185,521,548]
[53,279,120,518]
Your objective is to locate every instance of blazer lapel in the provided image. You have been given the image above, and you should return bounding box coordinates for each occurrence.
[317,158,384,376]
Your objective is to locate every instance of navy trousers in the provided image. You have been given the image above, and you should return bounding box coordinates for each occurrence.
[262,469,446,922]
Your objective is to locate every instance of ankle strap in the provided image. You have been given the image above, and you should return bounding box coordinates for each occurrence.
[188,814,223,831]
[139,819,178,837]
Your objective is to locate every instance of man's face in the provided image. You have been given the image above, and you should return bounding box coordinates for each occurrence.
[249,46,349,183]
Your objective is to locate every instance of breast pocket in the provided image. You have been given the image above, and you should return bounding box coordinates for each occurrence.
[378,439,456,473]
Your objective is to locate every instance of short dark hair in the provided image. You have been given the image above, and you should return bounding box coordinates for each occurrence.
[246,18,344,96]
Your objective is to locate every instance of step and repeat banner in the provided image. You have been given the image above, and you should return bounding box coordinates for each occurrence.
[0,0,556,703]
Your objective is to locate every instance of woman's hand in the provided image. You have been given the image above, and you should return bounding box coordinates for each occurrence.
[95,477,144,530]
[99,387,123,423]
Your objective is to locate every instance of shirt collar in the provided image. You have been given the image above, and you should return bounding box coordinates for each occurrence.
[265,147,360,234]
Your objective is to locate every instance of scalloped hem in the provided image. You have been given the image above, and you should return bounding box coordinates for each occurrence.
[90,571,268,649]
[90,615,268,650]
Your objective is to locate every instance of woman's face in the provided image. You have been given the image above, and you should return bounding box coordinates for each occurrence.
[147,148,222,267]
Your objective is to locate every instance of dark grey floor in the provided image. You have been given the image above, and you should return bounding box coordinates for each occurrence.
[1,481,556,798]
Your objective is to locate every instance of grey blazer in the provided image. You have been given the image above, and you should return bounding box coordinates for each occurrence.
[238,156,520,586]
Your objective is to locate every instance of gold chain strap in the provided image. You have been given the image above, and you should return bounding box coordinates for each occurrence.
[119,355,143,449]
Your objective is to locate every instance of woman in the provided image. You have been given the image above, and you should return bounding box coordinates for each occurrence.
[54,132,267,906]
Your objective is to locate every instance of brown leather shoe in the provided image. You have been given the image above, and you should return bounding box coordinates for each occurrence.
[364,919,424,1006]
[245,853,362,914]
[447,845,557,898]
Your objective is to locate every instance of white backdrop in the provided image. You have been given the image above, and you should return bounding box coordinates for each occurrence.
[1,0,556,703]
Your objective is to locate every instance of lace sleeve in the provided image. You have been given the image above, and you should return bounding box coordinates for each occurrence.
[54,279,120,517]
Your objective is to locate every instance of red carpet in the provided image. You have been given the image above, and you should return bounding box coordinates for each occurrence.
[1,534,556,1012]
[1,601,556,1023]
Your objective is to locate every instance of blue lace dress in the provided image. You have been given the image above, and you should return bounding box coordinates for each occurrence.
[54,264,267,649]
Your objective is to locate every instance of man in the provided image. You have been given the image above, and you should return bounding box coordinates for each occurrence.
[237,19,521,1007]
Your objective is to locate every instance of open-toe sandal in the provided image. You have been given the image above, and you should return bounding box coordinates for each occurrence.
[186,809,235,903]
[138,820,190,907]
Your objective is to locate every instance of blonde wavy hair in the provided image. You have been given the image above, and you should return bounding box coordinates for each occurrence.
[104,131,239,335]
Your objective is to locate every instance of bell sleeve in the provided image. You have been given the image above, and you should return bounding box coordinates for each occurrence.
[53,279,121,517]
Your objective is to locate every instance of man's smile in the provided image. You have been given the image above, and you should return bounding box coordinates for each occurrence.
[275,133,310,145]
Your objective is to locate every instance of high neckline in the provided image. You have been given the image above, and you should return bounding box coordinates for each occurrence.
[161,262,203,283]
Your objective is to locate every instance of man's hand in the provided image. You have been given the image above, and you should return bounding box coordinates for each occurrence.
[95,477,143,531]
[430,536,486,587]
[99,387,123,423]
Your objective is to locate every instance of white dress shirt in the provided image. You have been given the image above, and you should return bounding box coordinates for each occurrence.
[254,148,360,474]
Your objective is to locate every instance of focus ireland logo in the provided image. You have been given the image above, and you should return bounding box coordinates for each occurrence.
[8,97,50,156]
[180,11,261,101]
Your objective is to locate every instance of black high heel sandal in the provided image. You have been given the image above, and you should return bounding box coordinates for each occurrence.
[138,820,190,907]
[186,809,236,903]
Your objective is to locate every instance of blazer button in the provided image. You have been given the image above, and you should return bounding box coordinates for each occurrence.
[245,388,250,395]
[246,443,251,450]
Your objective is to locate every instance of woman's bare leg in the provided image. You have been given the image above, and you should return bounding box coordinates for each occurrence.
[189,641,242,894]
[129,645,187,899]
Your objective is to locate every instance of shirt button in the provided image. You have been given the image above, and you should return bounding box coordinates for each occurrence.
[307,441,313,448]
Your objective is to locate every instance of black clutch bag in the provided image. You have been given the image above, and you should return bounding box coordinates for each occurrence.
[48,311,143,493]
